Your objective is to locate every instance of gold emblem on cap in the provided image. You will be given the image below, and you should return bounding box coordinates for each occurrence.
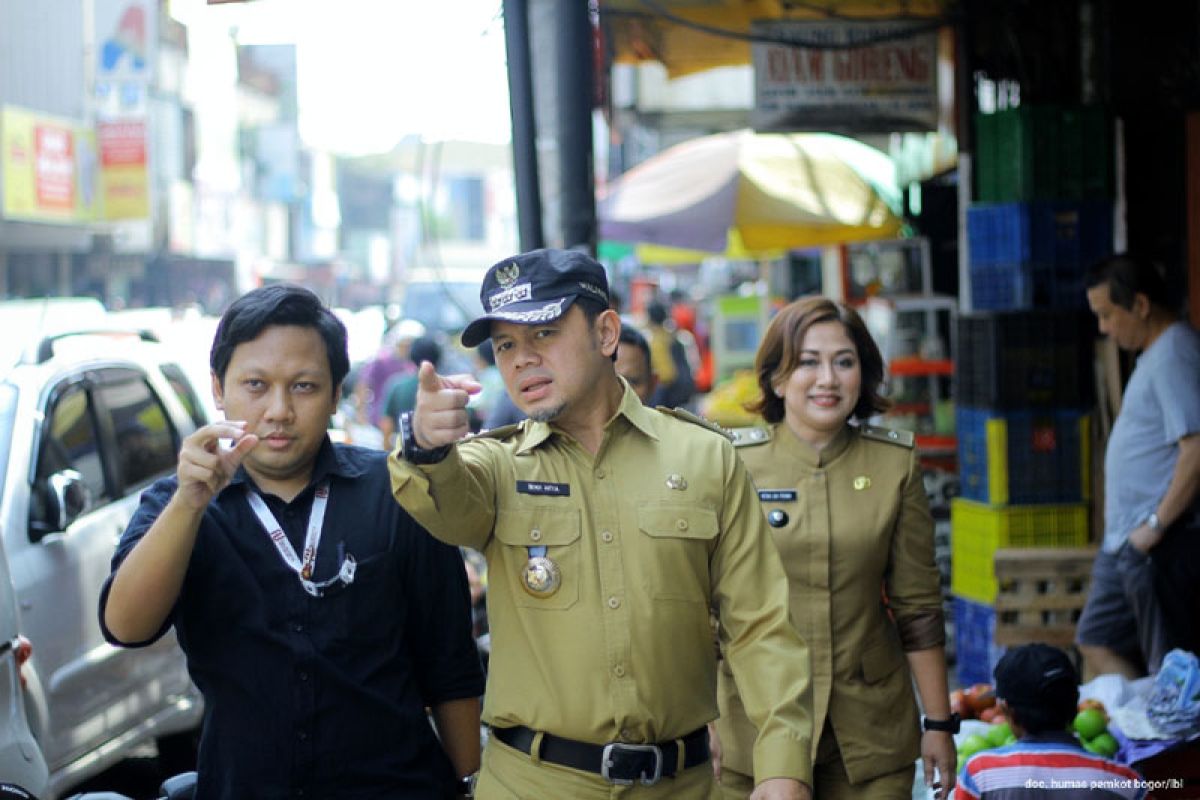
[666,473,687,490]
[853,476,871,491]
[522,555,562,598]
[496,262,520,288]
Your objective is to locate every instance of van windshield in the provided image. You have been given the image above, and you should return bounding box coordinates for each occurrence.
[401,282,481,334]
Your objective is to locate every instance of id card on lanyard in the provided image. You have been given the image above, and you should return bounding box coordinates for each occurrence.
[245,481,356,597]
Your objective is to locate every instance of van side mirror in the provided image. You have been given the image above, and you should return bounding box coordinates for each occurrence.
[34,470,92,541]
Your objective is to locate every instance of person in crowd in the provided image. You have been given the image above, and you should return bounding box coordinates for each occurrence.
[615,323,658,405]
[100,285,484,799]
[379,336,443,450]
[645,299,696,409]
[1077,253,1200,679]
[355,318,426,430]
[712,295,955,800]
[390,249,815,799]
[469,340,507,424]
[955,644,1146,800]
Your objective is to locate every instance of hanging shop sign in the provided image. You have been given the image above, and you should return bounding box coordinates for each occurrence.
[751,19,939,133]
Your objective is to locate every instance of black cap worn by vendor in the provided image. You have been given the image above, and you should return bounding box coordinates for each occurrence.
[460,248,610,348]
[993,643,1079,709]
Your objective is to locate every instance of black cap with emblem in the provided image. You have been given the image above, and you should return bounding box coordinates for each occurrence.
[461,248,611,347]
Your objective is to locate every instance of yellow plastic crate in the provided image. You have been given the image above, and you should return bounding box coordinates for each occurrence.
[950,498,1090,604]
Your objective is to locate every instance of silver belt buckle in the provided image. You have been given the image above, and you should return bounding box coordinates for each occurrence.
[601,742,664,786]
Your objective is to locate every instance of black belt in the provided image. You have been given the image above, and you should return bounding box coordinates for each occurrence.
[492,724,709,786]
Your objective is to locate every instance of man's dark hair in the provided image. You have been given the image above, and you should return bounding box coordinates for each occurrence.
[647,301,669,326]
[1005,698,1076,735]
[409,336,442,369]
[618,324,652,370]
[1085,253,1172,311]
[210,284,349,397]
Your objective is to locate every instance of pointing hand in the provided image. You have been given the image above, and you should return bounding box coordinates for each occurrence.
[413,361,482,449]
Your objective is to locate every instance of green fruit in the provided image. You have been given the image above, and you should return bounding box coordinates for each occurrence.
[1003,734,1018,745]
[1073,708,1108,741]
[960,734,990,759]
[986,723,1013,747]
[1090,732,1119,758]
[1081,739,1103,754]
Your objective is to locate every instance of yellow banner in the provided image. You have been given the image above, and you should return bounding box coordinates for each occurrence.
[97,118,149,220]
[1,105,97,223]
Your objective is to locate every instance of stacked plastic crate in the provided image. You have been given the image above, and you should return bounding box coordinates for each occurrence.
[950,310,1095,686]
[968,104,1114,311]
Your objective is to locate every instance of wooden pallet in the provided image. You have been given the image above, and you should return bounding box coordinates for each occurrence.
[991,547,1098,647]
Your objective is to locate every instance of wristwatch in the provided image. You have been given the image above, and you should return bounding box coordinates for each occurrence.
[399,411,451,465]
[1146,511,1163,532]
[458,772,478,797]
[923,713,961,733]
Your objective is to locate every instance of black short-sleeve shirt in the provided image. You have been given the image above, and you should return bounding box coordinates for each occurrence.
[99,439,484,800]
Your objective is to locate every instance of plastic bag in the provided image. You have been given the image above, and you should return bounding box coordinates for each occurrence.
[1147,648,1200,737]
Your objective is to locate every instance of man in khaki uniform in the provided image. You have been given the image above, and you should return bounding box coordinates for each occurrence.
[390,249,814,799]
[715,422,951,799]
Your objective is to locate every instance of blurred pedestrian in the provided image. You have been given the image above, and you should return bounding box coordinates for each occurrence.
[954,644,1146,800]
[713,296,955,800]
[468,340,507,424]
[380,336,442,450]
[645,299,696,409]
[616,323,658,405]
[356,318,426,430]
[100,285,483,799]
[1077,253,1200,679]
[391,249,815,800]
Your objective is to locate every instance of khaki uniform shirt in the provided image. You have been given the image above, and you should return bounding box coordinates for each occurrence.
[390,385,814,784]
[715,423,944,784]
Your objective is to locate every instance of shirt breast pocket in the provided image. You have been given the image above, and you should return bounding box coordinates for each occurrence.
[494,506,581,610]
[330,551,398,646]
[637,503,719,602]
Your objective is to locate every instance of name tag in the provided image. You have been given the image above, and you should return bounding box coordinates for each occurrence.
[758,489,797,502]
[517,480,571,497]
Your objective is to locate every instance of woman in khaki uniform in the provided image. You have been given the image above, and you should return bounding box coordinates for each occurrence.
[712,296,956,800]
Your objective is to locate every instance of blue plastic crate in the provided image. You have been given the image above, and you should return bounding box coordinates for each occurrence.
[970,262,1037,310]
[956,407,1089,505]
[967,204,1053,267]
[954,597,1005,687]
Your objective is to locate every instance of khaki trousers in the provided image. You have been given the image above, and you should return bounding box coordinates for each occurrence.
[477,734,719,800]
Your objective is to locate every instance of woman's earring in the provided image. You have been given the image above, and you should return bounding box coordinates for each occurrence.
[774,387,784,398]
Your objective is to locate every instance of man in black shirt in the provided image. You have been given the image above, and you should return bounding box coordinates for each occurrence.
[100,285,484,799]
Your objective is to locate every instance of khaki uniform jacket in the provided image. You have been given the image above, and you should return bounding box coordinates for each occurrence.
[389,385,815,785]
[714,423,944,784]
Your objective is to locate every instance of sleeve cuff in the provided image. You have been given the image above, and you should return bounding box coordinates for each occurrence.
[896,609,946,651]
[752,738,813,788]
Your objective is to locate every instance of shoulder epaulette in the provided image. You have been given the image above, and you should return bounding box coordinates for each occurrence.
[729,427,771,448]
[465,421,523,442]
[657,407,734,441]
[860,424,915,448]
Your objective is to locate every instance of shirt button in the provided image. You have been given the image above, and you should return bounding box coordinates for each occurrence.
[292,623,304,633]
[596,468,607,479]
[676,518,689,531]
[530,529,542,542]
[297,730,308,741]
[298,671,309,682]
[607,596,620,609]
[613,664,625,678]
[601,530,613,543]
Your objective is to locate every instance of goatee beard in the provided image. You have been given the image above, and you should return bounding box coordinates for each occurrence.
[529,403,566,423]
